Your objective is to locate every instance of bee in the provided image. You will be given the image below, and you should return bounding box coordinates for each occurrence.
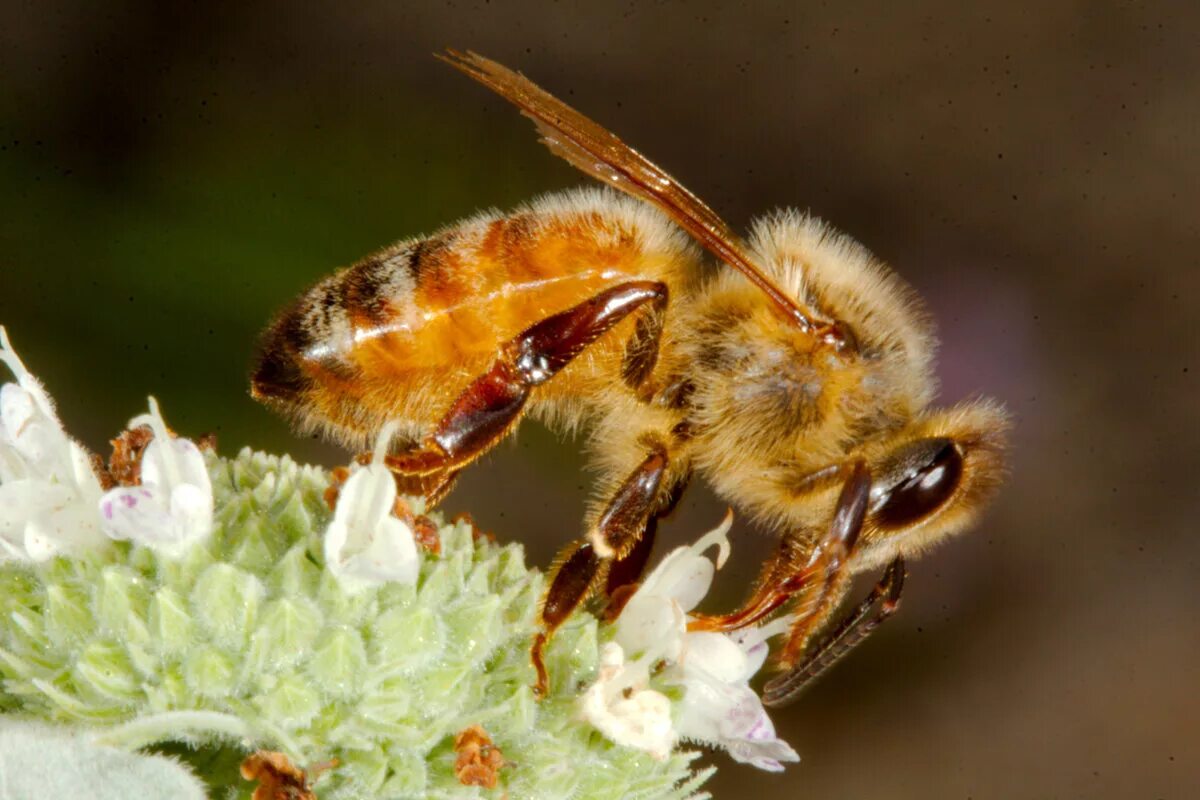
[251,50,1009,704]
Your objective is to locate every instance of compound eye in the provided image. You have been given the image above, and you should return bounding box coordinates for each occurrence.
[874,441,963,528]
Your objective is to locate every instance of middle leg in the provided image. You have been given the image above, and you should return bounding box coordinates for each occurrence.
[532,441,682,696]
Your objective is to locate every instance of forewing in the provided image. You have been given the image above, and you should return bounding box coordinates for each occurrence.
[439,49,816,330]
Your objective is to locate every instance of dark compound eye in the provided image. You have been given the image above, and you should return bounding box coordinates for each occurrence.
[873,441,963,528]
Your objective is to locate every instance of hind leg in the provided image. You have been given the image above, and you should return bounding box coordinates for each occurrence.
[331,280,668,508]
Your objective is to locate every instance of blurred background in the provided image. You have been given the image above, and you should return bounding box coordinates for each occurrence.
[2,2,1197,797]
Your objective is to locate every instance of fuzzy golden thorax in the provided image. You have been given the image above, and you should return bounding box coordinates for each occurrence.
[680,212,1009,568]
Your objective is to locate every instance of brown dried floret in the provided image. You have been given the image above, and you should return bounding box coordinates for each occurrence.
[453,724,506,789]
[412,513,442,554]
[324,466,352,510]
[107,425,155,487]
[240,750,336,800]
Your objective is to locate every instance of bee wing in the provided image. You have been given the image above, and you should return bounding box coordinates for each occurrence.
[439,49,817,330]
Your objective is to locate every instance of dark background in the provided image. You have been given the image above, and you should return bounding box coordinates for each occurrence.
[2,2,1197,798]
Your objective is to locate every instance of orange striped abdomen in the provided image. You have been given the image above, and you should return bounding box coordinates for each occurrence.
[251,189,696,444]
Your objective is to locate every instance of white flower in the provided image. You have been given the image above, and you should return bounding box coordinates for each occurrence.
[0,327,107,562]
[579,642,676,760]
[323,421,419,592]
[100,396,214,557]
[667,620,799,772]
[602,510,799,771]
[613,511,732,664]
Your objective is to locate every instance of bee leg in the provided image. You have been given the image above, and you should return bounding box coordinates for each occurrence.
[763,556,905,707]
[620,289,669,393]
[689,460,871,634]
[600,515,660,622]
[687,527,808,632]
[377,462,460,509]
[532,446,670,697]
[602,472,690,620]
[372,281,669,487]
[530,540,602,698]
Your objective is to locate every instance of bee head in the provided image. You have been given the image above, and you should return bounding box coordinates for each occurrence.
[854,399,1011,571]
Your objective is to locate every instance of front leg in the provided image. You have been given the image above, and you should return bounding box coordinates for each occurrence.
[689,460,871,635]
[689,460,907,704]
[763,555,904,706]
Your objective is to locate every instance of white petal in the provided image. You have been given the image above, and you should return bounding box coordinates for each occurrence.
[0,328,59,421]
[594,689,675,759]
[671,648,800,772]
[23,519,64,562]
[728,618,792,678]
[614,592,687,663]
[0,480,106,561]
[722,711,800,772]
[680,631,751,684]
[579,643,676,760]
[690,509,734,569]
[0,480,71,537]
[341,464,397,531]
[328,516,419,589]
[168,483,213,540]
[68,442,104,500]
[104,399,214,557]
[631,511,732,614]
[324,464,420,591]
[0,535,27,562]
[140,436,209,491]
[671,665,744,739]
[101,487,175,544]
[0,385,74,481]
[633,546,715,614]
[171,439,212,490]
[0,384,36,439]
[26,500,107,560]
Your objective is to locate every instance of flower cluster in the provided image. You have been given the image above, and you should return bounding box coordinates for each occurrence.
[580,513,800,772]
[2,328,428,590]
[0,327,713,799]
[0,325,799,797]
[1,328,219,564]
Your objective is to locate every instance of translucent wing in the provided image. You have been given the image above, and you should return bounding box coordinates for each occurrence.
[439,49,825,333]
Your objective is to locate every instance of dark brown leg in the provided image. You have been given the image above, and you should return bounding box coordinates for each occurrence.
[605,515,659,597]
[324,460,460,510]
[602,472,690,619]
[342,281,667,506]
[620,289,669,392]
[531,540,602,696]
[689,460,871,635]
[381,462,460,508]
[532,447,672,697]
[772,460,872,669]
[763,556,905,707]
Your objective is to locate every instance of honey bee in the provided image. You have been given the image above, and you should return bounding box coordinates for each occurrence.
[251,50,1009,704]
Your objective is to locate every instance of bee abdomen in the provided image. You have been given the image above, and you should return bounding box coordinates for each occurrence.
[252,189,695,437]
